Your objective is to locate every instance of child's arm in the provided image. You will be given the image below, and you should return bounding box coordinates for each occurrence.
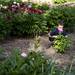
[63,30,68,36]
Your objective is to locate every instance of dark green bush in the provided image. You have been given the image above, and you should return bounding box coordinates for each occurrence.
[37,4,49,10]
[11,13,47,37]
[0,13,12,40]
[0,11,47,39]
[44,7,75,32]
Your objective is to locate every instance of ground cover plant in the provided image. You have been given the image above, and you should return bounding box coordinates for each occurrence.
[53,35,71,53]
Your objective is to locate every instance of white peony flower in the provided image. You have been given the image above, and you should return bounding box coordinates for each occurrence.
[17,3,20,6]
[0,4,3,7]
[32,58,35,60]
[28,5,32,8]
[13,2,17,4]
[21,52,27,57]
[3,6,8,9]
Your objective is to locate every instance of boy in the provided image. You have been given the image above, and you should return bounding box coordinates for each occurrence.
[48,21,67,43]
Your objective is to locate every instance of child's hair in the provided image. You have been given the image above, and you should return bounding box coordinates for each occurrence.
[58,20,64,26]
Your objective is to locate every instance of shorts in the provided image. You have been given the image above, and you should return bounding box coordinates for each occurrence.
[49,37,55,42]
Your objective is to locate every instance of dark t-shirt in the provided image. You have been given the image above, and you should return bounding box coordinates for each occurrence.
[50,28,67,36]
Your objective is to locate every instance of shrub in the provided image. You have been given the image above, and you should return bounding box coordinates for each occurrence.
[44,7,75,32]
[0,7,47,38]
[11,13,47,37]
[37,4,49,10]
[0,13,12,40]
[53,35,71,53]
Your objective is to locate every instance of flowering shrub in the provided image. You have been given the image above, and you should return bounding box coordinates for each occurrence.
[0,2,45,14]
[0,2,47,39]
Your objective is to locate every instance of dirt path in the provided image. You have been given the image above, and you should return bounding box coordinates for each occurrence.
[0,33,75,66]
[40,33,75,66]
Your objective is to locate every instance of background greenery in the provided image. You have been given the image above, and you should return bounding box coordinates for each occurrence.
[0,1,75,39]
[54,0,75,4]
[44,6,75,32]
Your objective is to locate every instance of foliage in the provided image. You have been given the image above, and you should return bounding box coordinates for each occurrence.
[0,48,59,75]
[34,36,41,49]
[0,7,47,39]
[0,48,75,75]
[54,0,67,4]
[0,13,12,40]
[0,2,75,39]
[0,0,21,5]
[44,7,75,32]
[53,35,71,53]
[32,3,49,10]
[66,0,75,2]
[11,13,47,36]
[0,47,6,61]
[37,4,49,10]
[54,0,75,4]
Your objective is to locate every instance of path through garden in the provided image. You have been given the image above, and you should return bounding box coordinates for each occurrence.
[0,33,75,67]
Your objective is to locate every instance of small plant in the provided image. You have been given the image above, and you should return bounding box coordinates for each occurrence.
[29,35,43,52]
[34,36,41,49]
[53,35,71,53]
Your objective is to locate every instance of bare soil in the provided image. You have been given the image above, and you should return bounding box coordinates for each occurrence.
[0,33,75,67]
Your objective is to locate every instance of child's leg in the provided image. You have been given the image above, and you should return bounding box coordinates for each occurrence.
[47,37,55,48]
[49,37,55,42]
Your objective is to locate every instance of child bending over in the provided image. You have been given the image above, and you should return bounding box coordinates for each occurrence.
[48,21,67,43]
